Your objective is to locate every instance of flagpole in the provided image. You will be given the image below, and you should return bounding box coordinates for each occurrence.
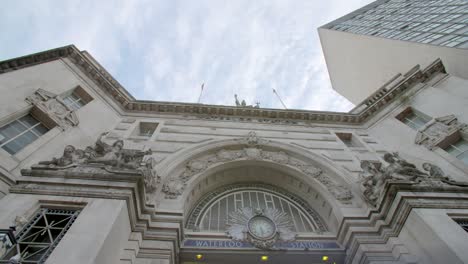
[272,89,287,110]
[197,83,204,104]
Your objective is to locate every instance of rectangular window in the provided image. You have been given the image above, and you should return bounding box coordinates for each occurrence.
[131,122,159,138]
[62,93,85,111]
[336,132,363,148]
[396,108,431,130]
[61,86,93,111]
[444,138,468,165]
[0,208,80,263]
[0,115,49,155]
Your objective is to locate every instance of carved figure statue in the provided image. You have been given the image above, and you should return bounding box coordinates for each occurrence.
[360,161,385,206]
[35,132,159,203]
[36,132,154,171]
[38,145,84,167]
[87,132,124,166]
[358,153,463,207]
[383,153,427,181]
[422,162,446,179]
[234,94,259,108]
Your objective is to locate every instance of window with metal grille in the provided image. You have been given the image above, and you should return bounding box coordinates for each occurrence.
[0,115,49,155]
[454,219,468,232]
[0,208,80,264]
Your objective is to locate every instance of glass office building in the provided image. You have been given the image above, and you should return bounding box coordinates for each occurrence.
[326,0,468,48]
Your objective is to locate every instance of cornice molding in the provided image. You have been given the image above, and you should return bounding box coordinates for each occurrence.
[338,181,468,263]
[0,45,446,125]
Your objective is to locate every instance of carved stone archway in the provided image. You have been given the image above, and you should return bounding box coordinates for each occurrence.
[159,132,359,208]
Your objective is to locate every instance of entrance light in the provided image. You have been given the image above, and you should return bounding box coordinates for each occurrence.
[322,255,329,261]
[195,254,203,260]
[261,255,269,261]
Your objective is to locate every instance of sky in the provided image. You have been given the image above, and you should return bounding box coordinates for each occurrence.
[0,0,374,112]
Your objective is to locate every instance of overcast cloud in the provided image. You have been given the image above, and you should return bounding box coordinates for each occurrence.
[0,0,373,112]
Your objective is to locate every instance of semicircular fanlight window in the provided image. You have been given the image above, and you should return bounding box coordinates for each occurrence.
[186,184,327,233]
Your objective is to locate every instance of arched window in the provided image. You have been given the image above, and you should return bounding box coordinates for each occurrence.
[187,184,327,233]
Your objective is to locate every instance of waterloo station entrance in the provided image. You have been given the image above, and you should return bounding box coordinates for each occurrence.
[173,156,350,264]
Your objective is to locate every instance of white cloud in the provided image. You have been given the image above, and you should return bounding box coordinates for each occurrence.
[0,0,374,112]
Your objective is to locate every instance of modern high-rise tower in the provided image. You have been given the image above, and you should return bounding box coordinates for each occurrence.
[319,0,468,104]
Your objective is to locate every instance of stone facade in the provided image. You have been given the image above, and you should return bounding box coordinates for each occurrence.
[0,46,467,264]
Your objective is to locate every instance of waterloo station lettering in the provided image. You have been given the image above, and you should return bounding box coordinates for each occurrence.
[183,239,340,250]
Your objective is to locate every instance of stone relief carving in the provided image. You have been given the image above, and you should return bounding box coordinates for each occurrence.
[360,152,467,207]
[226,207,295,250]
[235,131,269,147]
[26,88,79,130]
[415,115,468,150]
[162,132,353,203]
[35,132,159,202]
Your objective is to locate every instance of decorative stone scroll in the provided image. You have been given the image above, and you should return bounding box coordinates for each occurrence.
[415,114,468,150]
[162,132,353,203]
[26,88,79,130]
[34,132,159,202]
[360,152,467,207]
[226,207,296,250]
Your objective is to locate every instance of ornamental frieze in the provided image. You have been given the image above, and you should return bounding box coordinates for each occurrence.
[415,114,468,150]
[162,132,353,203]
[26,88,79,130]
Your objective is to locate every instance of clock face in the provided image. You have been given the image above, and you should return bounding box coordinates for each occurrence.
[248,216,276,239]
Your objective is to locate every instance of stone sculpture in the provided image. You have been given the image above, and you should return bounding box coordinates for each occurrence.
[360,152,467,207]
[382,152,428,180]
[36,132,158,201]
[234,94,260,108]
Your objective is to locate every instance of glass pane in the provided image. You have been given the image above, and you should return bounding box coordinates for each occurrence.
[69,102,81,111]
[75,99,85,108]
[2,138,23,154]
[0,120,27,143]
[244,192,252,209]
[20,115,40,128]
[290,206,305,232]
[63,97,74,107]
[2,131,38,154]
[17,130,38,146]
[446,145,460,156]
[32,123,49,136]
[458,151,468,165]
[210,205,218,231]
[218,198,227,231]
[454,139,468,151]
[227,195,234,214]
